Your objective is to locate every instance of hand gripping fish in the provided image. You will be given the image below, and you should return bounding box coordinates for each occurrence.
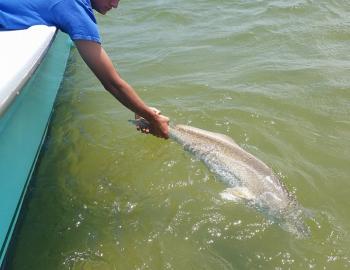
[130,119,310,237]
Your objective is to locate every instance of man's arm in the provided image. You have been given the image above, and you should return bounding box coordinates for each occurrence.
[74,40,169,138]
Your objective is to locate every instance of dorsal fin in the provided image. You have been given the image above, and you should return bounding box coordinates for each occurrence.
[175,124,238,146]
[211,132,238,146]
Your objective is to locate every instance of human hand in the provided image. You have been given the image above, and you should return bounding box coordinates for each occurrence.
[135,107,169,139]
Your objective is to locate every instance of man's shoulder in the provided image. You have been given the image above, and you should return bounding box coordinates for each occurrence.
[51,0,95,23]
[50,0,92,9]
[50,0,100,44]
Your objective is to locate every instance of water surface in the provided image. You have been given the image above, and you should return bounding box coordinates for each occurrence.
[8,0,350,269]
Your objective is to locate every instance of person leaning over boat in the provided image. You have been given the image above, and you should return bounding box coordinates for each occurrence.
[0,0,169,138]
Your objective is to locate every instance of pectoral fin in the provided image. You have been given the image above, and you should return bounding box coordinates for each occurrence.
[220,187,255,202]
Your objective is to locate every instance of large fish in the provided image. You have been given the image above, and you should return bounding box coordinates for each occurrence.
[131,120,309,237]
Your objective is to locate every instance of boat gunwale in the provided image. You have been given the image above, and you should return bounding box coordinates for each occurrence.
[0,27,58,117]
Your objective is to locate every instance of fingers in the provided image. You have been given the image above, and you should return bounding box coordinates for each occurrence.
[135,107,161,120]
[149,107,161,115]
[134,107,169,139]
[135,118,154,136]
[134,107,159,134]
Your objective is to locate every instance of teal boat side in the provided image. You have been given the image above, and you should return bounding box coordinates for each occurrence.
[0,30,71,266]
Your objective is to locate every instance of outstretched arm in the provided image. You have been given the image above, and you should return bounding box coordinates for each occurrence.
[74,40,169,138]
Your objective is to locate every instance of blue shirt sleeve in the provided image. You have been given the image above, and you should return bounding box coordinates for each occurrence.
[50,0,101,44]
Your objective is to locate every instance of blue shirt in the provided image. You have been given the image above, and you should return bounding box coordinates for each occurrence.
[0,0,101,43]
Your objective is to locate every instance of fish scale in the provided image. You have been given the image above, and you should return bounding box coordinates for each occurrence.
[169,124,310,237]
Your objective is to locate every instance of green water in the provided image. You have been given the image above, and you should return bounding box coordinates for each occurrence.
[7,0,350,269]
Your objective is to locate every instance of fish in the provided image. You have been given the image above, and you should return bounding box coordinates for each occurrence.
[130,120,310,237]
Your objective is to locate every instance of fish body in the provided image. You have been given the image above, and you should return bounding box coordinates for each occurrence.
[169,124,309,237]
